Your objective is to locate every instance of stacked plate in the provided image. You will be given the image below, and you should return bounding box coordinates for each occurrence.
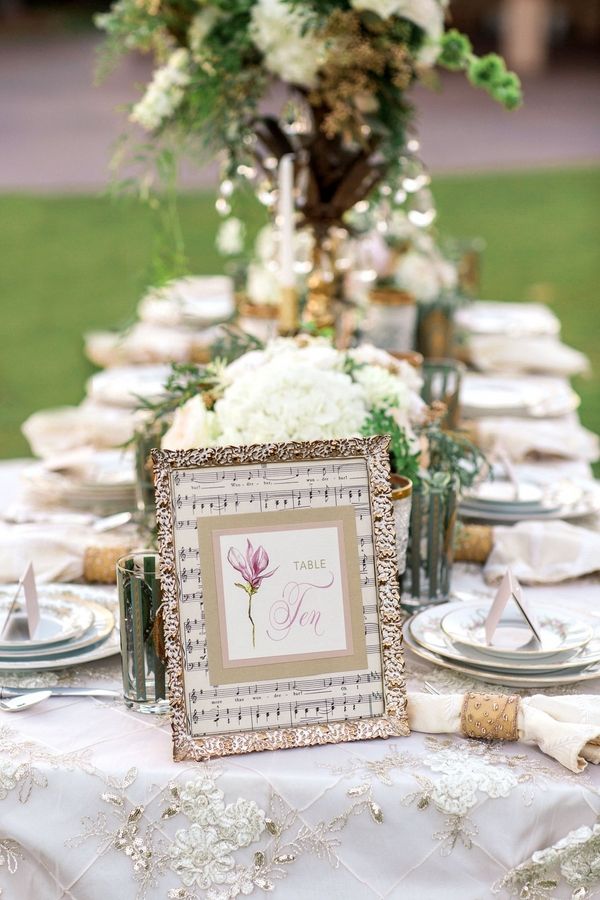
[460,374,579,419]
[455,301,561,338]
[22,450,136,516]
[460,479,600,525]
[0,584,119,672]
[406,594,600,687]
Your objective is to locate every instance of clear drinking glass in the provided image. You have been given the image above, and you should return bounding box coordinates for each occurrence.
[401,481,457,612]
[421,359,465,430]
[116,551,169,714]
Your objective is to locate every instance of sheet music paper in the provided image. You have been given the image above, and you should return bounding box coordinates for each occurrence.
[170,457,385,737]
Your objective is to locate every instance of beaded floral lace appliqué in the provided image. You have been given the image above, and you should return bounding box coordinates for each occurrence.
[67,765,385,900]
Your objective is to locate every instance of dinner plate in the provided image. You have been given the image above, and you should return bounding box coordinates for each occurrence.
[404,627,600,688]
[460,375,580,419]
[440,605,593,660]
[462,481,545,507]
[409,606,600,673]
[0,600,114,660]
[455,302,560,338]
[0,590,95,650]
[458,483,600,525]
[0,627,120,672]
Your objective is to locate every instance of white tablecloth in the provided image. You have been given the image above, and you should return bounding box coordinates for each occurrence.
[1,460,600,900]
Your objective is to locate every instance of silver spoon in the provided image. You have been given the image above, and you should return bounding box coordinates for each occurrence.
[0,690,51,712]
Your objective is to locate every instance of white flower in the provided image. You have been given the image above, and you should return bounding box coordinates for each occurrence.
[130,48,191,132]
[353,365,411,412]
[170,824,235,889]
[162,396,220,450]
[215,360,368,445]
[246,261,280,306]
[394,250,442,302]
[189,7,223,54]
[219,798,266,847]
[250,0,328,88]
[437,258,458,292]
[351,0,444,38]
[216,218,245,256]
[179,775,226,825]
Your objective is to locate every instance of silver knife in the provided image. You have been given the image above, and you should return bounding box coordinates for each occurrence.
[0,686,120,699]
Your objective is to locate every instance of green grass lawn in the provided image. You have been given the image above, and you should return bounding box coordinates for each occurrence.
[1,166,599,460]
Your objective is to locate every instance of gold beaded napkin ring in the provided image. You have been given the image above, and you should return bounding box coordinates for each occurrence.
[461,691,520,741]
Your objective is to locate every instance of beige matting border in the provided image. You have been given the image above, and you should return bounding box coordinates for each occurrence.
[198,506,368,685]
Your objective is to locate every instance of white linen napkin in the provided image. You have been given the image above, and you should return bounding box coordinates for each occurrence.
[475,416,599,463]
[468,335,590,377]
[22,402,141,458]
[484,520,600,584]
[408,692,600,773]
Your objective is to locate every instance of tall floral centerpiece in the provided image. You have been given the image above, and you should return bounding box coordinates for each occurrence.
[98,1,521,329]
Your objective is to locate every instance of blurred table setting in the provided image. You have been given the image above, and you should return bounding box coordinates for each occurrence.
[0,289,599,900]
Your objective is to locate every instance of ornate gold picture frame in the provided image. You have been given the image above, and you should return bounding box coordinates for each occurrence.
[152,435,409,761]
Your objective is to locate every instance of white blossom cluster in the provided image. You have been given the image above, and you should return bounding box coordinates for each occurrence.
[250,0,329,88]
[162,336,424,450]
[130,48,191,132]
[362,211,458,303]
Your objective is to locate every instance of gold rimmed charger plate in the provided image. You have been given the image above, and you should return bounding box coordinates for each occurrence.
[404,628,600,688]
[0,599,114,662]
[409,607,600,674]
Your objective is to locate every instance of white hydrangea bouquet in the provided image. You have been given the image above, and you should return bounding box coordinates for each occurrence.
[158,337,424,480]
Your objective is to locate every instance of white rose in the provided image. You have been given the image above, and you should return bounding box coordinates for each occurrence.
[394,250,441,302]
[216,217,245,256]
[354,365,411,411]
[250,0,328,88]
[246,262,280,306]
[161,396,220,450]
[437,258,458,292]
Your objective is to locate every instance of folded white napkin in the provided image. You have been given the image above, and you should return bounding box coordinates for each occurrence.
[22,402,143,458]
[0,519,140,584]
[468,335,590,377]
[408,692,600,773]
[475,416,599,463]
[0,522,89,583]
[484,520,600,584]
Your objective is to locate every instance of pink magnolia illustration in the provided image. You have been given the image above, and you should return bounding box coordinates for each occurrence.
[227,539,278,647]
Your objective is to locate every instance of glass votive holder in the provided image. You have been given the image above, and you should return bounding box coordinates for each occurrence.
[421,358,466,430]
[363,288,417,353]
[390,475,413,577]
[116,551,169,714]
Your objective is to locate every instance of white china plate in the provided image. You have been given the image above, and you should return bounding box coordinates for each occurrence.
[0,600,114,660]
[460,375,579,419]
[404,628,600,688]
[440,604,592,659]
[462,481,544,506]
[0,591,95,650]
[455,302,560,338]
[459,483,600,524]
[409,606,600,673]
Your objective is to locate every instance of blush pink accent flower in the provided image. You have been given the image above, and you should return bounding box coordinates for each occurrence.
[227,539,278,647]
[227,539,277,591]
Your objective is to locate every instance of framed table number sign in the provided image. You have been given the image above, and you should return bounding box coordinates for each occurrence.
[152,435,409,761]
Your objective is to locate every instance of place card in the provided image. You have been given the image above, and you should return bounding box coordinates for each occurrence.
[152,435,409,761]
[0,563,40,640]
[485,568,542,645]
